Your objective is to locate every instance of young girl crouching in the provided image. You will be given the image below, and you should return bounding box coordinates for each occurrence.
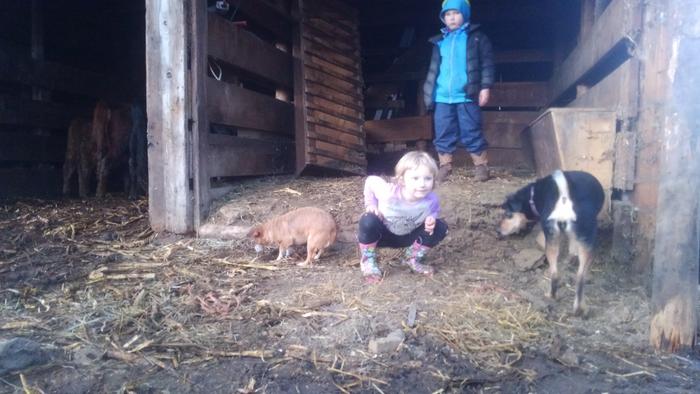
[358,151,448,283]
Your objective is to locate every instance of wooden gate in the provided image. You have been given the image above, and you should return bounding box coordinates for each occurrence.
[147,0,366,233]
[293,0,366,175]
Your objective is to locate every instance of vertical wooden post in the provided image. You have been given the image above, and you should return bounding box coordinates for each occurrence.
[190,0,210,232]
[649,0,700,352]
[579,0,595,43]
[291,0,309,175]
[145,0,193,233]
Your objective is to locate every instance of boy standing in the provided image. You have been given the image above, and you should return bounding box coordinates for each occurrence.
[423,0,495,182]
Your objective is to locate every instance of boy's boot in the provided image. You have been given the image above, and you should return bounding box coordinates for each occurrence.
[470,151,490,182]
[401,241,435,275]
[359,242,382,283]
[437,153,453,183]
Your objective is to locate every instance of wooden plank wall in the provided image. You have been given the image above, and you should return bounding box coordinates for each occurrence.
[205,5,295,191]
[365,110,537,169]
[294,0,367,175]
[0,3,123,198]
[548,0,652,269]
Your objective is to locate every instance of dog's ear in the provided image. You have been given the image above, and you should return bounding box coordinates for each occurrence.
[246,226,261,238]
[503,196,523,213]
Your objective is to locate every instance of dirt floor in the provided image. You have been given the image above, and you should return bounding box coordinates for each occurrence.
[1,167,699,393]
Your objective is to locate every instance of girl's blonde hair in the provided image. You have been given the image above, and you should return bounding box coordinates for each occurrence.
[393,151,439,185]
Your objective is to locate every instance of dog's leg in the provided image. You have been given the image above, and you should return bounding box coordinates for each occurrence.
[299,245,318,267]
[544,223,561,299]
[275,246,285,261]
[573,243,593,315]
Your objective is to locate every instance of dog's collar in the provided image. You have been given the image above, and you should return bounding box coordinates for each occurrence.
[529,186,540,218]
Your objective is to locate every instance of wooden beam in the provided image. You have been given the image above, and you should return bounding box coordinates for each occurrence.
[579,0,596,42]
[0,47,128,101]
[494,49,553,64]
[365,71,424,84]
[365,112,537,149]
[549,0,642,104]
[191,0,210,233]
[146,0,193,233]
[0,133,65,163]
[208,14,292,88]
[569,58,640,120]
[207,134,294,177]
[649,0,699,353]
[488,82,548,108]
[236,0,292,42]
[0,96,89,129]
[207,79,294,135]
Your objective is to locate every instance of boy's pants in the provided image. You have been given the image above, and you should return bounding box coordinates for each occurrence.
[433,102,488,160]
[358,213,448,248]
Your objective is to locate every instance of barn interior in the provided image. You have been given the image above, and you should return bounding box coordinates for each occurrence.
[0,0,145,198]
[360,0,578,171]
[1,0,699,391]
[1,0,623,202]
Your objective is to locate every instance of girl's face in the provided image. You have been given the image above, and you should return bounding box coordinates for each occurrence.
[443,10,464,31]
[401,165,435,202]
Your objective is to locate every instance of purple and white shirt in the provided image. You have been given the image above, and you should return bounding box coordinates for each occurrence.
[363,176,441,235]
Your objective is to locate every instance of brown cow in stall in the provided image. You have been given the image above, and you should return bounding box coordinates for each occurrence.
[62,100,147,198]
[62,117,93,197]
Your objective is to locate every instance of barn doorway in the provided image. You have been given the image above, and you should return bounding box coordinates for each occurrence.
[0,0,146,199]
[358,0,582,173]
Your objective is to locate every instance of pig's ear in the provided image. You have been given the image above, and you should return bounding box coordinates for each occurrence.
[247,227,260,238]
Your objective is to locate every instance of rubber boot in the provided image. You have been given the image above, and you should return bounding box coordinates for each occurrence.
[402,241,434,275]
[437,153,453,183]
[359,242,382,283]
[470,151,490,182]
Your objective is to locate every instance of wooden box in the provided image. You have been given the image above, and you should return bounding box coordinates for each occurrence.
[527,108,616,213]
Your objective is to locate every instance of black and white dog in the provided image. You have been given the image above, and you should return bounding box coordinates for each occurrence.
[498,170,604,315]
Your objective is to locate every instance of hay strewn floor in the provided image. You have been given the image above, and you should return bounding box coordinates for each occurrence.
[1,168,698,393]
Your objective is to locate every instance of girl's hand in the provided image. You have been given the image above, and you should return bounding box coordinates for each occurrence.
[424,216,436,235]
[366,206,382,218]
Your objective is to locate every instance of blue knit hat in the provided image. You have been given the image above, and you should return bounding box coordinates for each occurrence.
[440,0,471,23]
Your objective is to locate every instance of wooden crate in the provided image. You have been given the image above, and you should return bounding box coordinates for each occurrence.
[527,108,616,212]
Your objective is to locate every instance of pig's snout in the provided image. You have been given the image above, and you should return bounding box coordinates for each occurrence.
[254,244,264,253]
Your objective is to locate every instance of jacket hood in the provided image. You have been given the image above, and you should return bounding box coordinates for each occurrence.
[440,0,471,23]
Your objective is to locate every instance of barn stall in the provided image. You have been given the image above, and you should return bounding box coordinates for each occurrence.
[0,0,699,391]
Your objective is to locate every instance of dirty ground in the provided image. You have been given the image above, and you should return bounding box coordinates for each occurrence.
[1,167,699,393]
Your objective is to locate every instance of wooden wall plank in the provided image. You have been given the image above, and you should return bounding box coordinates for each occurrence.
[236,0,292,42]
[453,148,533,169]
[549,0,642,103]
[0,96,88,129]
[207,79,294,135]
[489,82,548,108]
[0,47,128,101]
[207,14,292,88]
[207,134,294,177]
[569,58,640,120]
[494,49,553,64]
[0,133,65,162]
[365,112,538,149]
[145,0,192,233]
[191,0,209,232]
[295,0,365,175]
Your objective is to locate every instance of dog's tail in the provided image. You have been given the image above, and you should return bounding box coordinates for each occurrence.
[548,170,577,223]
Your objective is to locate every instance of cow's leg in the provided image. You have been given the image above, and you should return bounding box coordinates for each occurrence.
[78,153,91,198]
[62,160,76,196]
[96,156,109,198]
